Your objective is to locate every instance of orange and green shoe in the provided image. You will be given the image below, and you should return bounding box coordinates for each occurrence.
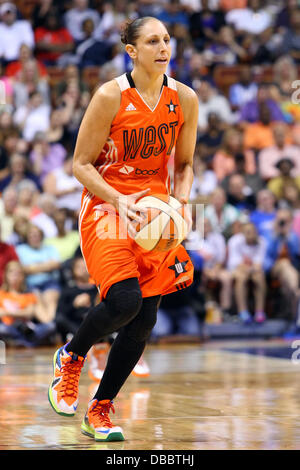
[81,399,125,441]
[48,345,85,416]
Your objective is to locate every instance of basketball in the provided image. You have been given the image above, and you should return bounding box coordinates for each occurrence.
[132,194,189,252]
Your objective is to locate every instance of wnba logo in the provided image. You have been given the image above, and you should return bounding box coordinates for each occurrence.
[0,80,6,105]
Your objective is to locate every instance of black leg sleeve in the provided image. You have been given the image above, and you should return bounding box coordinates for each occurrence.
[94,295,161,401]
[66,278,142,357]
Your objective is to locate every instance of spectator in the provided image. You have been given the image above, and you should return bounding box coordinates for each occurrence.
[221,151,263,195]
[198,218,232,316]
[34,9,74,66]
[46,108,69,148]
[240,83,285,124]
[275,0,298,32]
[279,182,300,211]
[252,26,284,65]
[0,186,18,242]
[226,173,256,212]
[13,59,50,109]
[64,0,100,43]
[0,153,41,192]
[189,0,225,50]
[14,180,40,220]
[44,208,80,262]
[258,123,300,180]
[169,27,197,84]
[276,7,300,64]
[32,0,56,29]
[274,56,297,98]
[42,154,83,213]
[90,2,123,45]
[5,43,48,79]
[30,193,58,238]
[268,158,300,200]
[55,256,98,342]
[76,21,112,68]
[225,0,272,36]
[6,216,30,247]
[196,79,233,131]
[53,64,89,107]
[264,209,300,318]
[203,25,247,66]
[157,0,189,27]
[0,112,16,146]
[68,18,102,65]
[0,223,18,285]
[197,112,224,163]
[229,66,258,112]
[227,222,267,323]
[204,186,240,237]
[16,224,61,321]
[0,261,55,347]
[183,52,210,89]
[190,155,217,199]
[29,131,66,185]
[54,77,90,147]
[244,104,278,152]
[189,0,225,51]
[0,2,34,65]
[13,90,51,142]
[0,129,20,158]
[212,127,256,182]
[250,189,276,239]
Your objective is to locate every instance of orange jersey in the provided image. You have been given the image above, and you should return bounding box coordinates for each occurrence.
[82,73,184,202]
[78,73,194,300]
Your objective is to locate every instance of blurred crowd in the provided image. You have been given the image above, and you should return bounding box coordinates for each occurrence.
[0,0,300,347]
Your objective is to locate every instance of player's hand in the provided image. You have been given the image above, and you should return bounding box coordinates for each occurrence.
[117,189,150,238]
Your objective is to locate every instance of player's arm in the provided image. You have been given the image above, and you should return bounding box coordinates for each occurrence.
[72,80,122,207]
[174,82,199,204]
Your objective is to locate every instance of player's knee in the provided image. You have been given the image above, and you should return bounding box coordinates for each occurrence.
[106,278,143,325]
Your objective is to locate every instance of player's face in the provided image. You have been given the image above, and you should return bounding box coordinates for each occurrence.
[132,20,171,73]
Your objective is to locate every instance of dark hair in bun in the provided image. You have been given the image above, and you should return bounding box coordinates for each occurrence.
[120,17,156,45]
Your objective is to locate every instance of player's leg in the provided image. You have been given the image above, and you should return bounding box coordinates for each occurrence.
[66,278,143,356]
[48,277,142,417]
[81,295,160,441]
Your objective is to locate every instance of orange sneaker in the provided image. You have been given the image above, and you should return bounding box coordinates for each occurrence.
[81,399,125,441]
[87,343,109,382]
[48,345,85,416]
[131,354,150,378]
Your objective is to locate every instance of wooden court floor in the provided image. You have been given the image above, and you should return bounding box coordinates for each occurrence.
[1,339,300,450]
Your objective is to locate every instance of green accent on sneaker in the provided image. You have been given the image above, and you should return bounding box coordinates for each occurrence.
[48,346,75,417]
[48,386,75,417]
[81,421,125,442]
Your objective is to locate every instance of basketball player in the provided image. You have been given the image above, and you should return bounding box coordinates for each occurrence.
[48,17,199,441]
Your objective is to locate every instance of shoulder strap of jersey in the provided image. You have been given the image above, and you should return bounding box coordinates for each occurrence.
[115,73,131,92]
[166,75,177,91]
[115,72,176,91]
